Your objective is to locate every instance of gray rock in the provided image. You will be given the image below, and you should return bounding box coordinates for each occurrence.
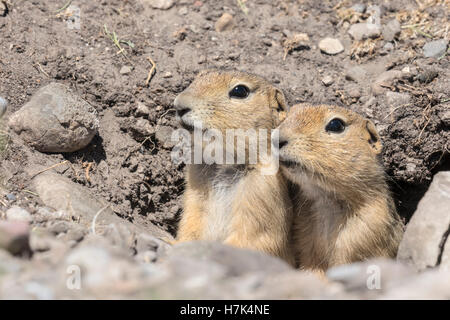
[0,221,31,256]
[348,23,381,41]
[318,38,344,55]
[144,0,174,10]
[0,96,7,119]
[382,19,401,42]
[397,171,450,271]
[6,206,32,222]
[32,172,169,238]
[423,39,448,59]
[164,241,292,277]
[155,125,175,149]
[8,83,99,153]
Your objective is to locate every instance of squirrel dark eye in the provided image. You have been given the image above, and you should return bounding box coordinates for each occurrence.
[325,118,346,133]
[229,85,250,99]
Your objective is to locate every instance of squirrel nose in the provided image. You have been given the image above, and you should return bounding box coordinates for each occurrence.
[176,107,191,118]
[174,95,192,117]
[278,139,288,149]
[272,137,288,150]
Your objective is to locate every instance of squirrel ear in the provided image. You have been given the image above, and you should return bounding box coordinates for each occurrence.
[365,120,382,155]
[271,88,289,122]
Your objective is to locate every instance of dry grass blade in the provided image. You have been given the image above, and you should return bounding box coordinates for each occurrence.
[236,0,249,16]
[54,0,72,14]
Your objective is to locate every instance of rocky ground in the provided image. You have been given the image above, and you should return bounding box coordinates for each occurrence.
[0,0,449,299]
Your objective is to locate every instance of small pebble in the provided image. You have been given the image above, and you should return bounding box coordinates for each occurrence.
[348,23,381,41]
[6,193,16,201]
[215,13,234,32]
[147,0,174,10]
[321,76,334,86]
[416,70,438,84]
[318,38,344,55]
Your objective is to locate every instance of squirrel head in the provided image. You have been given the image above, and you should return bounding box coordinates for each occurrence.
[274,104,385,200]
[174,70,288,133]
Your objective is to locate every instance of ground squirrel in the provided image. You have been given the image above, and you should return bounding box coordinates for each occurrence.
[173,70,295,265]
[273,104,404,273]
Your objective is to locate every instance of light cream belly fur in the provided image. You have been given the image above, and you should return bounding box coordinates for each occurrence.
[202,178,239,241]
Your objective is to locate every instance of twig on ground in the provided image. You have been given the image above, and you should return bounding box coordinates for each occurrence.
[83,162,93,183]
[23,190,38,196]
[30,160,69,179]
[145,57,156,86]
[36,63,50,77]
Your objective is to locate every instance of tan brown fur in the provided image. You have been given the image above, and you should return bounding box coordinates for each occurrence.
[275,104,404,272]
[174,70,294,265]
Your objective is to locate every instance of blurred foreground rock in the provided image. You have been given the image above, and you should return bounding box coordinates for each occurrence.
[398,171,450,271]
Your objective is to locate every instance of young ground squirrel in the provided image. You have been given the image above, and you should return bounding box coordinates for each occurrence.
[173,70,295,265]
[273,104,404,273]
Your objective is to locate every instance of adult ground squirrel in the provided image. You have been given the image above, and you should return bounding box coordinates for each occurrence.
[173,70,295,265]
[273,104,404,272]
